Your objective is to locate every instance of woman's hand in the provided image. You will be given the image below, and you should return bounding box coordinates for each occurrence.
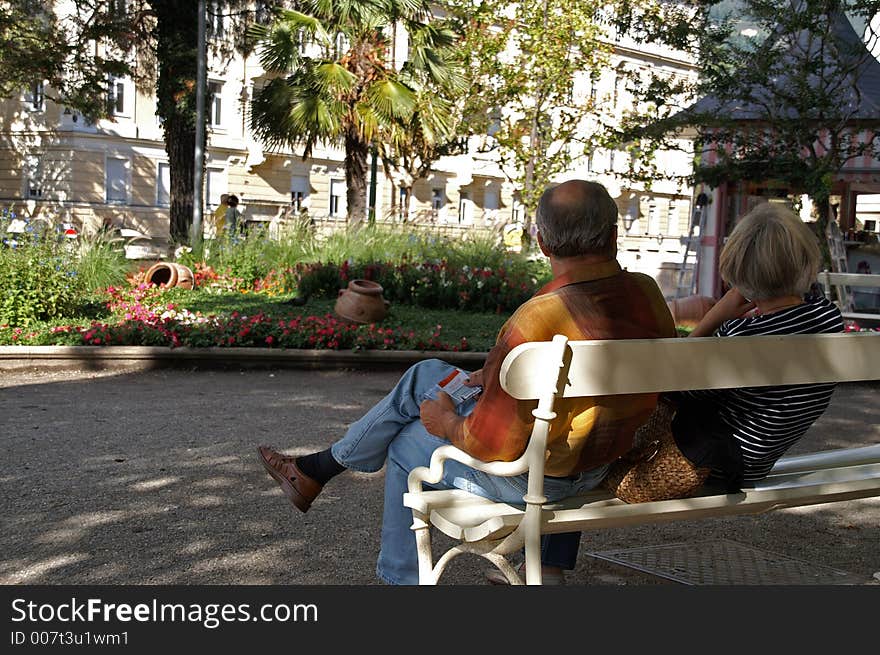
[689,288,756,337]
[713,288,756,321]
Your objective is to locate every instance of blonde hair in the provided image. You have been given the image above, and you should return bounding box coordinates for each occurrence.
[719,202,820,300]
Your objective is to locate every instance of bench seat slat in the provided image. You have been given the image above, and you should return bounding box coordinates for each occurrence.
[409,460,880,543]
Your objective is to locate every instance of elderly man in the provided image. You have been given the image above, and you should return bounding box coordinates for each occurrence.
[259,180,676,584]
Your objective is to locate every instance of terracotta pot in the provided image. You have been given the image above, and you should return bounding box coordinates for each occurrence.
[143,262,195,289]
[334,279,390,324]
[667,295,716,328]
[172,263,195,290]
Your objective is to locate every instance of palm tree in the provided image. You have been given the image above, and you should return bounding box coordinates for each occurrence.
[249,0,461,225]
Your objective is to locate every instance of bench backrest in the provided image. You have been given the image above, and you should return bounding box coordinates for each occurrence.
[817,271,880,318]
[500,332,880,400]
[817,272,880,289]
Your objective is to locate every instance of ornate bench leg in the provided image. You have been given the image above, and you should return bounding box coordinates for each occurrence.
[521,504,544,585]
[411,510,436,585]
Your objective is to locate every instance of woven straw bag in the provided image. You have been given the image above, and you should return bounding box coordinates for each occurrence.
[603,399,711,504]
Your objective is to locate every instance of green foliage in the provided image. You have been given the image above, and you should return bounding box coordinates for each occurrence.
[446,0,617,222]
[0,211,130,327]
[249,1,463,224]
[71,233,131,292]
[206,228,277,287]
[622,2,880,205]
[0,238,86,327]
[0,0,132,120]
[186,223,543,291]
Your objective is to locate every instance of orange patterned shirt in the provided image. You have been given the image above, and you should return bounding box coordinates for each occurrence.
[450,259,676,477]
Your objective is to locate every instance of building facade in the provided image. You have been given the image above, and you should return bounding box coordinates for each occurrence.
[0,2,698,298]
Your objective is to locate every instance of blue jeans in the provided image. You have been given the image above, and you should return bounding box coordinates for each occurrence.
[330,359,608,585]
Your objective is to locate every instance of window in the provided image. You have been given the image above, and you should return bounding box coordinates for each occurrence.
[329,179,345,217]
[397,186,407,220]
[666,200,679,235]
[647,200,660,235]
[208,81,223,127]
[458,191,473,224]
[24,154,43,199]
[334,33,349,59]
[297,28,310,55]
[208,1,224,38]
[487,109,501,137]
[25,81,44,111]
[110,0,127,17]
[255,1,273,25]
[431,188,445,220]
[483,189,499,223]
[291,175,309,211]
[157,162,171,207]
[206,168,225,210]
[483,190,499,210]
[105,157,129,204]
[108,77,126,115]
[511,200,523,223]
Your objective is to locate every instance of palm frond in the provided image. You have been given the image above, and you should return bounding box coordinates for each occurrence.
[313,62,357,96]
[289,95,342,142]
[255,9,333,73]
[367,79,417,123]
[355,103,381,143]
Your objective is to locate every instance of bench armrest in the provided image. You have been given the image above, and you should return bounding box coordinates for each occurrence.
[406,444,529,495]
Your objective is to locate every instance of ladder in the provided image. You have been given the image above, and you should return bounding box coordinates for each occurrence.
[675,192,708,299]
[825,219,855,313]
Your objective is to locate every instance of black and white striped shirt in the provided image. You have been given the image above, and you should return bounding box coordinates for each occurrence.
[673,295,844,486]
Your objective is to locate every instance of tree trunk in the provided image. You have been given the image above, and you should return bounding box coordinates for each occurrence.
[813,194,833,273]
[403,186,412,223]
[165,114,195,243]
[344,129,368,226]
[153,0,199,244]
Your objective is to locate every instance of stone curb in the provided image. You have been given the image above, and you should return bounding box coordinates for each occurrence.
[0,345,488,372]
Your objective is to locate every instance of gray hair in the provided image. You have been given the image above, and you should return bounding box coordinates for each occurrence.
[535,180,618,257]
[719,202,820,300]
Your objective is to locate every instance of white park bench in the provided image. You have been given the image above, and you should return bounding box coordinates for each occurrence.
[403,332,880,585]
[817,271,880,323]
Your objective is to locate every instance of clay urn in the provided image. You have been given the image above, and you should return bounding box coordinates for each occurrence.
[334,279,390,324]
[143,262,195,289]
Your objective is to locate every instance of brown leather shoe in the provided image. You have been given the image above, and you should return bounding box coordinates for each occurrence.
[257,446,323,513]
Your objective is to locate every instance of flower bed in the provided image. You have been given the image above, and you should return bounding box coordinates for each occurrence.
[0,283,471,351]
[290,260,546,313]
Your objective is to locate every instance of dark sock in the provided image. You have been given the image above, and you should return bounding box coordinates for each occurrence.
[296,448,346,485]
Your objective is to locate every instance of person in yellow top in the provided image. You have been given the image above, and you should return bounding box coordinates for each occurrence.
[204,194,228,241]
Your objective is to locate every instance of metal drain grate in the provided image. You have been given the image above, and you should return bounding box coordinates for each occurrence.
[586,539,864,585]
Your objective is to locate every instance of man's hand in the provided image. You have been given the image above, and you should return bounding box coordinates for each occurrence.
[464,369,483,388]
[420,392,458,439]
